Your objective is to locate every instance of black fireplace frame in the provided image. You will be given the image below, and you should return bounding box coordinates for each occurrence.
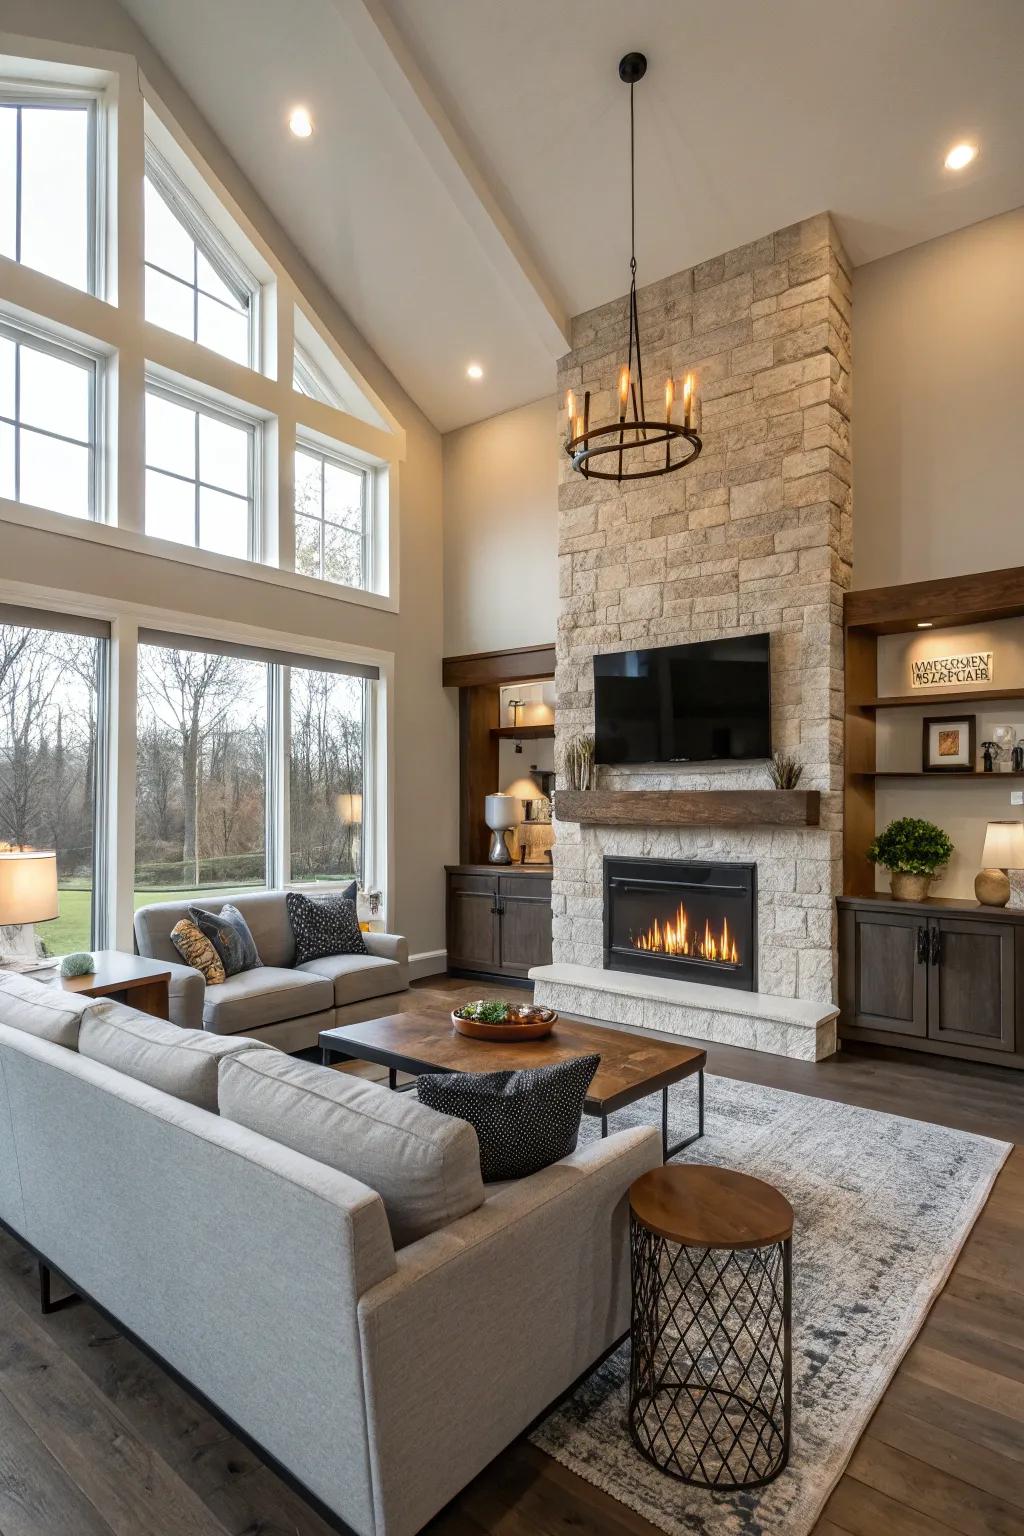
[603,855,758,992]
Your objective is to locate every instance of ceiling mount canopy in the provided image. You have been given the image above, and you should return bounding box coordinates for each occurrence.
[564,51,702,483]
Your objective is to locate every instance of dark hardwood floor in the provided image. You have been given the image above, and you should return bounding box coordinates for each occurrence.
[1,974,1022,1536]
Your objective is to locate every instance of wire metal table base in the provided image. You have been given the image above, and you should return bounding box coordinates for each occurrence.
[628,1216,792,1489]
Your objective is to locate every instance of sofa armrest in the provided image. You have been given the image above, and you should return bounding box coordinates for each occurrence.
[357,1125,660,1536]
[160,960,205,1030]
[362,932,408,966]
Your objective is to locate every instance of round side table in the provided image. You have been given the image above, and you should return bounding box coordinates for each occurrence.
[628,1165,793,1490]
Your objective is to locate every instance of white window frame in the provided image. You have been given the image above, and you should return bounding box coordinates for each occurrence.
[0,316,102,520]
[293,342,344,409]
[294,436,373,592]
[144,379,260,561]
[144,143,260,371]
[0,83,101,296]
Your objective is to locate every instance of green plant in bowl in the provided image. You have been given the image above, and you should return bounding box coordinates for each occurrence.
[867,817,953,901]
[456,998,514,1023]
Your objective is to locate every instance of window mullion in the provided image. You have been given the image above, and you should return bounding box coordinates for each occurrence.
[13,343,20,502]
[193,409,201,548]
[14,106,22,264]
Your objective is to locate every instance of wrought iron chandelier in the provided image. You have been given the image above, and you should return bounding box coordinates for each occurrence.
[564,53,702,483]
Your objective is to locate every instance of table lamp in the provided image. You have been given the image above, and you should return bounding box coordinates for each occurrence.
[0,850,59,968]
[484,793,521,865]
[975,821,1024,907]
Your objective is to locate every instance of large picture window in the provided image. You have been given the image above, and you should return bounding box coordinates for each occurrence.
[144,154,256,368]
[0,94,94,292]
[294,441,370,589]
[0,321,98,519]
[135,638,267,903]
[0,609,107,953]
[145,385,256,559]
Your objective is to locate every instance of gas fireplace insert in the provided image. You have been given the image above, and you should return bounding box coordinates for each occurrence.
[603,855,757,992]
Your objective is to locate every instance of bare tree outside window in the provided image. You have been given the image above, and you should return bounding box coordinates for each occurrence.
[135,643,266,899]
[289,668,364,884]
[0,623,101,953]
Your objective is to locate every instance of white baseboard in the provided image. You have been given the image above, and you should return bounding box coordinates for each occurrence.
[409,948,447,980]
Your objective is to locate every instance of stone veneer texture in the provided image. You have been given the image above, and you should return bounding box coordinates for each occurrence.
[554,213,852,1004]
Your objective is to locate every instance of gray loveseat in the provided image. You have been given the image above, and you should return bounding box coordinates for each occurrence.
[135,889,409,1050]
[0,972,660,1536]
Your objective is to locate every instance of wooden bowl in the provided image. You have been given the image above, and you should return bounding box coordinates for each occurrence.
[451,1005,557,1041]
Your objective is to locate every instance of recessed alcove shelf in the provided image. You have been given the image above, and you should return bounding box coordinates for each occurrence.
[554,789,820,828]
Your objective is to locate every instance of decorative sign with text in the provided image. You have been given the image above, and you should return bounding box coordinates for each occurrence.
[911,651,993,688]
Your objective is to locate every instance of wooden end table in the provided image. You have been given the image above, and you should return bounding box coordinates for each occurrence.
[319,1008,706,1161]
[628,1165,793,1489]
[50,951,172,1020]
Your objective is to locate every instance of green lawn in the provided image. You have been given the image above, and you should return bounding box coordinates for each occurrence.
[41,885,254,956]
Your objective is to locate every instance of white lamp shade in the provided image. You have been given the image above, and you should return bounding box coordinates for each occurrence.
[980,820,1024,870]
[335,792,363,825]
[0,851,59,924]
[484,793,521,831]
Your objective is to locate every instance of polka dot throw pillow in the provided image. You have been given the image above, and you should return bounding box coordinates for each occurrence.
[286,891,367,966]
[416,1053,600,1182]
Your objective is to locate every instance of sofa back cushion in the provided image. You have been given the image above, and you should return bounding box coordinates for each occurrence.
[219,1050,485,1248]
[0,971,93,1049]
[135,889,296,968]
[79,1000,275,1112]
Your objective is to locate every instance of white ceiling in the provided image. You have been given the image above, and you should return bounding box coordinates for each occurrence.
[121,0,1024,434]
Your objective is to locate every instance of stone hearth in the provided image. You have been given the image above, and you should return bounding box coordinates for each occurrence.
[551,213,852,1057]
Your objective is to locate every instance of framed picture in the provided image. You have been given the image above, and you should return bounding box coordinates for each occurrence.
[922,715,976,772]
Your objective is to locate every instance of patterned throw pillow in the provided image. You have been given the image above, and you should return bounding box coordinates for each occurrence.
[416,1054,600,1182]
[169,918,226,986]
[286,891,367,966]
[189,903,263,978]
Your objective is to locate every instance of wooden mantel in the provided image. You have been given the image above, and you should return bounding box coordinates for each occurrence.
[554,789,820,828]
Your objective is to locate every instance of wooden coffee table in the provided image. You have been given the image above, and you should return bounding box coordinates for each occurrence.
[50,951,171,1020]
[319,1009,706,1161]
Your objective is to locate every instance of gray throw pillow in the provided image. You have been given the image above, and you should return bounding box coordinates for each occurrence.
[189,903,263,977]
[286,891,367,965]
[416,1054,600,1182]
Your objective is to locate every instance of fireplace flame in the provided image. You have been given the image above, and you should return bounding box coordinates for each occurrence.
[631,903,740,966]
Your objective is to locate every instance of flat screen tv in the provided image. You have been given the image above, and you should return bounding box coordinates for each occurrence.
[593,634,772,766]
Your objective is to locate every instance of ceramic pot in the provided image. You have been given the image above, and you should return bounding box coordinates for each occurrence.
[890,871,932,902]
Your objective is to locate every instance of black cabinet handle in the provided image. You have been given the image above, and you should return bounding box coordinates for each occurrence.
[930,927,941,965]
[916,926,928,964]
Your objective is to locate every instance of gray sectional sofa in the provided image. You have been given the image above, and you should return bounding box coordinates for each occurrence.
[0,971,659,1536]
[134,889,409,1050]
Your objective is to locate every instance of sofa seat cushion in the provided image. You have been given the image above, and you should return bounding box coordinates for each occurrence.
[202,966,333,1035]
[79,999,275,1112]
[0,971,94,1049]
[296,953,406,1007]
[219,1049,485,1248]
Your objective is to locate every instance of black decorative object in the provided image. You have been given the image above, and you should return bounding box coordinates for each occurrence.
[982,741,997,772]
[285,891,367,966]
[563,54,702,484]
[415,1054,600,1182]
[1014,744,1024,772]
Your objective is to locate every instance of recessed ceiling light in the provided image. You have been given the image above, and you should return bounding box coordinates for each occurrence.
[289,107,314,139]
[944,142,977,171]
[917,621,934,629]
[466,362,484,380]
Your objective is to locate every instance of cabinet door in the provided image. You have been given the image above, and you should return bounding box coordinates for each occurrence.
[840,907,927,1037]
[928,918,1015,1053]
[497,875,553,977]
[447,875,498,972]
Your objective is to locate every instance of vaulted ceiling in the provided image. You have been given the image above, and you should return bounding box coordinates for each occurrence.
[120,0,1024,433]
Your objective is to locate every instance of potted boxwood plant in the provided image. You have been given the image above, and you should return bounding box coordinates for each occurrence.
[867,817,954,901]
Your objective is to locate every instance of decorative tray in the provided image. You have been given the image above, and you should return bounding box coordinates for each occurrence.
[451,1001,558,1041]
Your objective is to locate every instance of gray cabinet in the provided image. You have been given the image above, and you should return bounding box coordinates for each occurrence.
[838,897,1022,1067]
[446,866,553,980]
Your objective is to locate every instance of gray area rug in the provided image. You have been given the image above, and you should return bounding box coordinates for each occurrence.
[530,1072,1010,1536]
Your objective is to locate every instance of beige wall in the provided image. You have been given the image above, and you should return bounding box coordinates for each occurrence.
[442,396,558,655]
[853,205,1024,590]
[1,0,457,960]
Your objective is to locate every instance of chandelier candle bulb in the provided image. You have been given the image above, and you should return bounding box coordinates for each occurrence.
[664,377,674,420]
[618,366,630,415]
[683,374,694,429]
[565,389,575,438]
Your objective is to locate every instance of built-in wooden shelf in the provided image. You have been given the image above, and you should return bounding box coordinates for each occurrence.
[490,723,555,740]
[854,770,1024,780]
[858,687,1024,710]
[554,789,820,828]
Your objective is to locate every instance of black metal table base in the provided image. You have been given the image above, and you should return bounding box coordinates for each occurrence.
[600,1069,704,1162]
[628,1219,792,1489]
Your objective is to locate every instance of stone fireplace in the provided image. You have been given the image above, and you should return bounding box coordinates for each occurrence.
[604,856,757,992]
[530,212,850,1061]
